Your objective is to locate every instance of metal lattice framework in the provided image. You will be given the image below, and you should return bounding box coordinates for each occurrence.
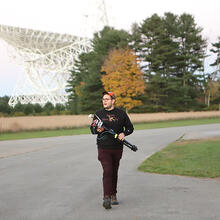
[0,0,109,107]
[0,24,91,107]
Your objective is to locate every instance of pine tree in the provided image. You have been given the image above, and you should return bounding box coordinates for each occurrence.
[205,37,220,106]
[130,12,207,111]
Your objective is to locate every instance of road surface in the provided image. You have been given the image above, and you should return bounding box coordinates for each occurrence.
[0,124,220,220]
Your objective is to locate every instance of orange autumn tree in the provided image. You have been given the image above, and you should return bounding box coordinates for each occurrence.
[101,48,145,111]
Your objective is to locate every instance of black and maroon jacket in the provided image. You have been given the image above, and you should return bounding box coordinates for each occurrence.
[90,108,134,149]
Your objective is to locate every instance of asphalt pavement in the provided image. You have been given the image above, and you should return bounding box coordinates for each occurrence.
[0,123,220,220]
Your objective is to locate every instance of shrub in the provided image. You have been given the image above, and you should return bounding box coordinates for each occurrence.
[13,112,25,117]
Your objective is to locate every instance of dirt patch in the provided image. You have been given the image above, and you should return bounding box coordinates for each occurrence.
[1,111,220,133]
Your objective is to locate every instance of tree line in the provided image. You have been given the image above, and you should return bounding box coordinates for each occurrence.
[67,12,220,113]
[0,96,69,117]
[1,12,220,116]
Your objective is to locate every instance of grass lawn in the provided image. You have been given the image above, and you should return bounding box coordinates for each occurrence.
[0,127,91,141]
[0,117,220,141]
[138,138,220,178]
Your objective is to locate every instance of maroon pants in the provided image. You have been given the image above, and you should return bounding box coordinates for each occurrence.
[98,148,123,197]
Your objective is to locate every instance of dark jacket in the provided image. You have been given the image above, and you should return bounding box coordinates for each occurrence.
[90,108,134,149]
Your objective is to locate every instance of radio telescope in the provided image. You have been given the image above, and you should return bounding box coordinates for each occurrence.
[0,0,109,107]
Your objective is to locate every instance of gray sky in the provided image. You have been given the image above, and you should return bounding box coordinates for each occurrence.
[0,0,220,96]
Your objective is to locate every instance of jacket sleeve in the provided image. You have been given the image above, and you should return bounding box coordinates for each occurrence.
[90,114,98,135]
[123,112,134,136]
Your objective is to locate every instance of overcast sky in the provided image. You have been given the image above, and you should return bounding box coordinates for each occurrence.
[0,0,220,96]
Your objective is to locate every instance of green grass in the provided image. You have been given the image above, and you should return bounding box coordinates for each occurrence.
[0,127,91,141]
[0,117,220,141]
[138,138,220,178]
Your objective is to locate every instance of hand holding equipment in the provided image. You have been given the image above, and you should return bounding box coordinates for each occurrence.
[89,114,138,152]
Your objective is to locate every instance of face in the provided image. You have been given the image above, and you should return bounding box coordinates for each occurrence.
[102,94,115,110]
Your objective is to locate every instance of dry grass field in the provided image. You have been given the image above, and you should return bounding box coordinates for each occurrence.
[1,111,220,133]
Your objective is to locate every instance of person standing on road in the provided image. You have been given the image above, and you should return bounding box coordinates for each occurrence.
[90,91,134,209]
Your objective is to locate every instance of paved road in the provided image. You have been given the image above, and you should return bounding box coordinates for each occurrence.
[0,124,220,220]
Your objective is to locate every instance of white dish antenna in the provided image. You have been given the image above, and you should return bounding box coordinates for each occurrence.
[0,0,109,107]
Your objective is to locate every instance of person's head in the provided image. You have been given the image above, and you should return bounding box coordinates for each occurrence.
[102,91,116,111]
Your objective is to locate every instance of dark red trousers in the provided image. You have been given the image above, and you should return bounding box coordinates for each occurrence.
[98,148,123,197]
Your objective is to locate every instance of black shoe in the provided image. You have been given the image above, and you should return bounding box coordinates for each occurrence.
[103,196,111,209]
[111,195,119,205]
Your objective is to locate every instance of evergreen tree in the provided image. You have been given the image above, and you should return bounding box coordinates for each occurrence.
[131,12,207,111]
[23,104,34,115]
[176,13,207,109]
[43,102,54,115]
[0,96,12,114]
[210,37,220,68]
[33,104,43,114]
[13,102,24,113]
[206,37,220,106]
